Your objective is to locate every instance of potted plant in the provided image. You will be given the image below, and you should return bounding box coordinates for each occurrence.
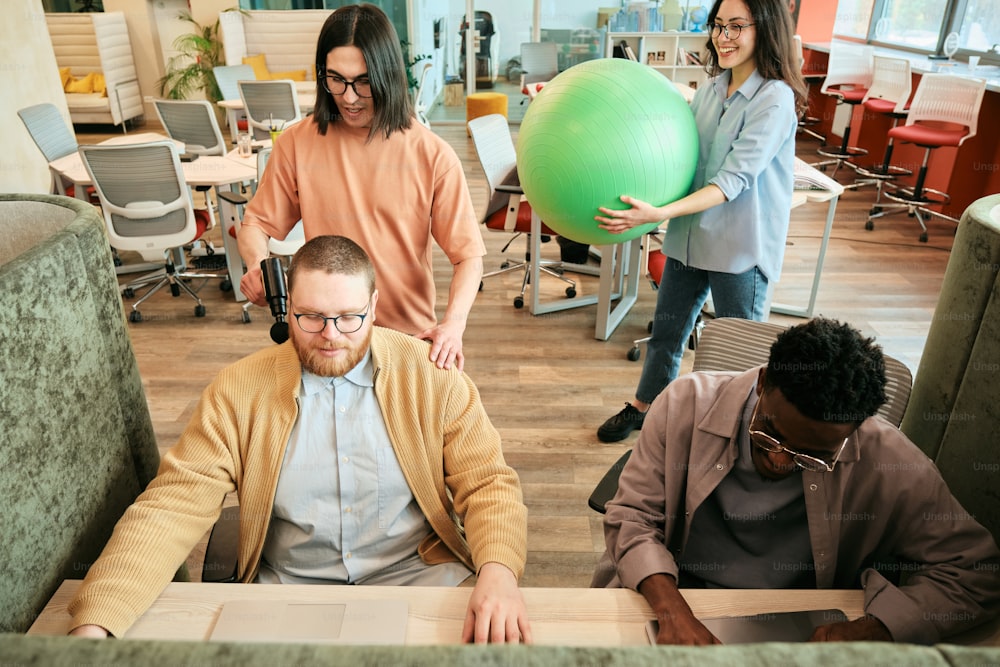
[158,8,246,103]
[400,39,430,97]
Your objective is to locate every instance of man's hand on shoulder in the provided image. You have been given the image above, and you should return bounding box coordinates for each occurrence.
[461,562,532,644]
[809,616,892,642]
[69,624,110,638]
[418,318,466,371]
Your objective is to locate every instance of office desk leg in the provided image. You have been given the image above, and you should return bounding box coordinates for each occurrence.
[771,195,839,318]
[216,184,247,302]
[594,236,643,341]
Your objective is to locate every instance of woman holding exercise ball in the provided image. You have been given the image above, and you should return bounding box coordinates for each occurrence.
[595,0,807,442]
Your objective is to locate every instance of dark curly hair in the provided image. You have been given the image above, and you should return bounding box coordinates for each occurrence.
[764,318,886,423]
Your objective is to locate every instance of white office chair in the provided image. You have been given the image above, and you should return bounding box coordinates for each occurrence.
[413,62,433,129]
[238,80,302,141]
[17,103,90,198]
[79,140,228,321]
[519,42,559,103]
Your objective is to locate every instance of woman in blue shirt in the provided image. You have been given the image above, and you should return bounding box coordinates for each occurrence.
[596,0,807,442]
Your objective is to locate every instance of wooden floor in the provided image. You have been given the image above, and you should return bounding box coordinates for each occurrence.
[77,96,953,588]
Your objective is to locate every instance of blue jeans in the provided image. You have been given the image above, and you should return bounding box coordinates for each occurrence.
[635,258,769,405]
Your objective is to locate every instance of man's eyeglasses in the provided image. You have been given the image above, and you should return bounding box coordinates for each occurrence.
[320,72,373,98]
[748,399,847,473]
[710,22,755,39]
[293,301,372,334]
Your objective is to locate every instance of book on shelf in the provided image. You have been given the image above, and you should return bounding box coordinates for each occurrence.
[677,46,688,66]
[685,50,703,66]
[622,41,638,62]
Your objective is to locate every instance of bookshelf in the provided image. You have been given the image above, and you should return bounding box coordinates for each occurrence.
[605,32,710,90]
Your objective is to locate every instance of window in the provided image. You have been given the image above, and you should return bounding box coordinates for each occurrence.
[833,0,999,61]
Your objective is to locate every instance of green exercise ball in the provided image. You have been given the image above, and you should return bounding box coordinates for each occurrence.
[517,58,698,246]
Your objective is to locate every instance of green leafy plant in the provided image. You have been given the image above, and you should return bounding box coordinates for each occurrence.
[158,8,246,103]
[400,40,430,91]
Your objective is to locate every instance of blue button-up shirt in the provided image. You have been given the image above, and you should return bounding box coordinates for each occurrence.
[664,69,797,281]
[257,351,467,585]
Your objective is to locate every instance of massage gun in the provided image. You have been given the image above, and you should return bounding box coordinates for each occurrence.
[261,257,289,344]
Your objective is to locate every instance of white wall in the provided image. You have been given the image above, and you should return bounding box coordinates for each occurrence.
[2,0,69,194]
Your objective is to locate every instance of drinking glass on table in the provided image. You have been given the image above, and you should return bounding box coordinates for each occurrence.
[237,133,252,158]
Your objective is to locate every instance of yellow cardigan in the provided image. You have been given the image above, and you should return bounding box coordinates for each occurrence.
[69,327,527,637]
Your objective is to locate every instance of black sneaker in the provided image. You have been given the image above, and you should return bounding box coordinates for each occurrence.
[597,403,646,443]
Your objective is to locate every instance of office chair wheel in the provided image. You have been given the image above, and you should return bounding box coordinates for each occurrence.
[565,287,576,298]
[129,310,142,323]
[513,296,524,309]
[865,220,875,231]
[500,261,511,269]
[242,310,252,324]
[195,304,206,318]
[627,346,641,362]
[919,232,928,243]
[647,321,653,334]
[220,279,232,292]
[170,283,181,297]
[479,281,484,292]
[122,287,135,298]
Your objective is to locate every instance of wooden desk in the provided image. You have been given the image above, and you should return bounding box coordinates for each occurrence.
[31,580,873,645]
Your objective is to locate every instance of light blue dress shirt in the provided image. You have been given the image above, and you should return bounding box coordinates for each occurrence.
[663,68,797,281]
[257,351,470,586]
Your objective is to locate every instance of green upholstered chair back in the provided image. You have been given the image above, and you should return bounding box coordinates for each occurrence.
[0,194,161,633]
[901,193,1000,543]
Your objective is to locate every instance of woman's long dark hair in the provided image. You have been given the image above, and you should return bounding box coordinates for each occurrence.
[313,4,414,140]
[702,0,808,118]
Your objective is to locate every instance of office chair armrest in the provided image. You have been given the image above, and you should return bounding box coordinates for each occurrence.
[587,450,632,514]
[202,504,240,583]
[217,191,248,206]
[496,183,524,194]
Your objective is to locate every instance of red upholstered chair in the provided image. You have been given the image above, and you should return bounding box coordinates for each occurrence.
[875,73,987,242]
[467,113,576,309]
[814,42,873,179]
[853,56,913,212]
[79,141,228,321]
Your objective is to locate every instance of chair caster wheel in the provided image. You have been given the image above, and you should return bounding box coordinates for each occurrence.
[195,304,206,317]
[627,346,641,362]
[170,283,181,297]
[869,206,882,215]
[220,279,232,292]
[122,287,135,298]
[565,287,576,298]
[865,220,874,231]
[919,233,928,243]
[242,310,251,323]
[129,311,142,323]
[478,281,484,292]
[647,321,653,334]
[513,296,524,309]
[500,261,511,269]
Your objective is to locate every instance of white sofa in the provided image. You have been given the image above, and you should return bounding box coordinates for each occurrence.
[45,12,143,128]
[220,9,332,99]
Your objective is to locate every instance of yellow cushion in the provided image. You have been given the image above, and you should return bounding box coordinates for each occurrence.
[269,69,308,82]
[242,54,271,81]
[92,72,107,96]
[65,72,96,94]
[59,67,72,90]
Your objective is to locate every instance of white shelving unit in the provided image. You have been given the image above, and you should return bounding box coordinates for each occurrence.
[605,31,711,90]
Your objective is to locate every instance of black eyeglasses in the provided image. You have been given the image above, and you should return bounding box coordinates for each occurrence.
[319,72,373,98]
[748,399,847,473]
[293,301,372,334]
[710,22,756,39]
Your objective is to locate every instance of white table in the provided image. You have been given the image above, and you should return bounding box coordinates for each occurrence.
[770,158,846,318]
[50,136,258,301]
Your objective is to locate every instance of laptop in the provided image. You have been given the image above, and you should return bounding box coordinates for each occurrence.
[646,609,848,645]
[210,599,408,645]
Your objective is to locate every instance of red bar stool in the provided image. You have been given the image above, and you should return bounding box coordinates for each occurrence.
[875,73,987,242]
[854,56,913,214]
[814,42,873,180]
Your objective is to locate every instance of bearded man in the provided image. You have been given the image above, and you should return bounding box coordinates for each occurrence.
[68,236,531,644]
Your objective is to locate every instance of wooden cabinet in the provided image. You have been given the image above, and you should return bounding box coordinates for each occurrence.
[604,31,711,90]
